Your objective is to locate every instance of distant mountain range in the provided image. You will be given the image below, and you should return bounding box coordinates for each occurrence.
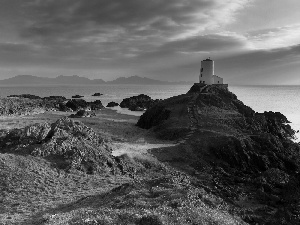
[0,75,192,85]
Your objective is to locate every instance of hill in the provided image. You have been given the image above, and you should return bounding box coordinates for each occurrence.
[0,75,190,85]
[137,84,300,224]
[0,75,105,85]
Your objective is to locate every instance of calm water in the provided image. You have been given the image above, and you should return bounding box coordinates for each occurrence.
[0,84,299,139]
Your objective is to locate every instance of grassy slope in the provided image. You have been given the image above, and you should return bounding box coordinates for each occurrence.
[0,108,246,225]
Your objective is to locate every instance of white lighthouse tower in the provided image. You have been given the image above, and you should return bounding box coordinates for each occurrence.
[199,58,214,85]
[199,58,223,85]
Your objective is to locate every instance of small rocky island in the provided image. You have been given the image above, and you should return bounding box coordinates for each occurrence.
[0,86,299,224]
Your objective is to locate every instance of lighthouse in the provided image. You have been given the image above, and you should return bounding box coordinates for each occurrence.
[199,58,223,85]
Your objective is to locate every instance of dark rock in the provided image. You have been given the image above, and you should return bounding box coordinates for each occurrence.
[66,99,88,111]
[120,94,160,111]
[91,93,103,96]
[137,105,171,129]
[106,102,119,107]
[90,100,104,110]
[58,102,72,112]
[71,94,84,98]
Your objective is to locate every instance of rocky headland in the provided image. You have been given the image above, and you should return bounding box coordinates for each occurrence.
[0,85,299,224]
[137,84,300,224]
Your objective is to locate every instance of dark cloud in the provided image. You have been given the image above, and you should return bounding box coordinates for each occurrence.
[20,0,213,42]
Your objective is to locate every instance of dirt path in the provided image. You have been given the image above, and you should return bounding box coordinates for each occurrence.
[111,142,178,158]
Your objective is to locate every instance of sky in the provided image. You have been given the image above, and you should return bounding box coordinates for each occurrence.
[0,0,299,85]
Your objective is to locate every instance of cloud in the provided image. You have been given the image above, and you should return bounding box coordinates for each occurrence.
[19,0,253,45]
[7,0,300,85]
[246,24,300,49]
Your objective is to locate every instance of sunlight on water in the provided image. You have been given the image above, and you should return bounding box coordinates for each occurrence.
[230,85,300,141]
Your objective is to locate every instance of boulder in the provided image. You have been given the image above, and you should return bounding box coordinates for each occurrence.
[66,99,88,111]
[106,102,119,107]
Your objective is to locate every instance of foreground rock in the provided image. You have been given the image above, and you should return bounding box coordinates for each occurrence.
[120,94,160,111]
[137,84,300,224]
[0,117,120,174]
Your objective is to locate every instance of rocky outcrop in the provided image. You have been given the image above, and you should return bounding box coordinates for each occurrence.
[106,102,119,107]
[65,99,104,111]
[66,99,88,111]
[90,100,104,110]
[137,84,300,224]
[120,94,160,111]
[137,105,171,129]
[0,117,119,174]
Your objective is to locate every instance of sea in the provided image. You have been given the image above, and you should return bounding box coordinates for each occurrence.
[0,84,299,140]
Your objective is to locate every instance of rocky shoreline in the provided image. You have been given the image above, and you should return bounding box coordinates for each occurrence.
[0,86,299,224]
[0,93,159,117]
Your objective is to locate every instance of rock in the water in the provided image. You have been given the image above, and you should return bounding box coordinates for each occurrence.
[92,93,103,96]
[120,94,160,111]
[106,102,119,107]
[72,94,84,98]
